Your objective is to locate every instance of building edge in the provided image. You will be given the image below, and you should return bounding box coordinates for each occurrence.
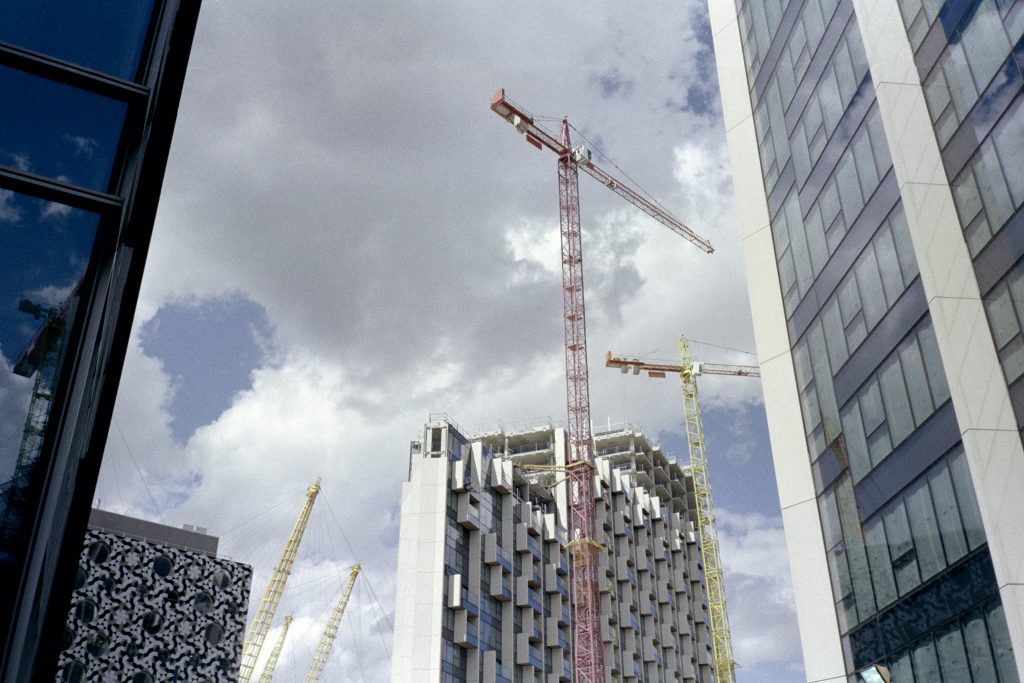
[707,0,847,680]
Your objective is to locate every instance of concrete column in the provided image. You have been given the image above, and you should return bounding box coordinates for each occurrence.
[851,0,1024,672]
[707,1,846,680]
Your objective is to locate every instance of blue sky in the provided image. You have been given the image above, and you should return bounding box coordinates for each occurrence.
[87,2,808,680]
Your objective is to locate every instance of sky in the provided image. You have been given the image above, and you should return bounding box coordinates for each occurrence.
[87,2,806,680]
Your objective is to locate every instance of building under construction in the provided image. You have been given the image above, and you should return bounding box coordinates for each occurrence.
[391,416,715,683]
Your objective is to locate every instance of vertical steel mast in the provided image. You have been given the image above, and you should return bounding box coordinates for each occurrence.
[557,120,604,683]
[490,89,713,683]
[239,479,321,681]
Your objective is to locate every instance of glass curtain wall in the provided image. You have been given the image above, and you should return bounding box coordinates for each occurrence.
[735,0,1018,678]
[897,0,1024,433]
[0,1,200,678]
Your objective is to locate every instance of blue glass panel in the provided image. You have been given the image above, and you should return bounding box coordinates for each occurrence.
[0,0,156,81]
[0,66,128,192]
[0,189,99,575]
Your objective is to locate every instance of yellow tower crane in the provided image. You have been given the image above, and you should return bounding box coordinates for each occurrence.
[238,479,321,682]
[257,614,293,683]
[606,338,760,683]
[304,563,361,682]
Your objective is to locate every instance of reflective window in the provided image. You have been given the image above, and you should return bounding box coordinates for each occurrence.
[823,447,988,636]
[0,66,128,192]
[841,320,950,480]
[0,191,99,575]
[0,1,157,81]
[982,254,1024,413]
[884,601,1019,681]
[952,96,1024,256]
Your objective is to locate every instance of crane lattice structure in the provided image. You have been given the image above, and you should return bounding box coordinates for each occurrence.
[0,298,69,546]
[257,614,292,683]
[606,338,760,683]
[304,563,361,682]
[238,479,321,682]
[492,89,714,683]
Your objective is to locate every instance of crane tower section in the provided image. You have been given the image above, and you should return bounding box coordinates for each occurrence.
[606,340,760,683]
[238,479,321,682]
[304,563,361,682]
[257,614,292,683]
[491,89,714,683]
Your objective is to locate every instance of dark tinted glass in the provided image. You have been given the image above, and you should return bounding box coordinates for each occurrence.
[0,191,99,572]
[0,1,157,81]
[0,65,128,192]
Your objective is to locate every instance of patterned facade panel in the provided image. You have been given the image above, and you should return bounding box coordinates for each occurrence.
[56,528,251,682]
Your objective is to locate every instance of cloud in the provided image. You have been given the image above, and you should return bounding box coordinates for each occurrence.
[0,189,22,223]
[94,0,803,679]
[62,134,99,157]
[717,509,804,679]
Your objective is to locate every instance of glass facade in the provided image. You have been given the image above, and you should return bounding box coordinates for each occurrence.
[903,0,1024,431]
[0,2,200,678]
[735,0,1020,678]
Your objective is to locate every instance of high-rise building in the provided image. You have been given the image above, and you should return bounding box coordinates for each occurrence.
[56,509,252,682]
[0,2,202,679]
[708,0,1024,679]
[391,416,715,683]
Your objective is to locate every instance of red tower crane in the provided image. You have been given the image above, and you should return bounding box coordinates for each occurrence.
[491,89,714,683]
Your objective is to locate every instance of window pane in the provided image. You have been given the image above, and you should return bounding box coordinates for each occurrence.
[0,0,156,81]
[913,637,941,682]
[875,224,905,305]
[856,248,886,328]
[884,502,921,595]
[987,283,1019,349]
[837,153,864,223]
[905,478,945,580]
[842,402,872,481]
[836,477,876,621]
[820,488,842,549]
[864,515,898,608]
[860,380,886,435]
[992,96,1024,207]
[0,190,100,598]
[935,623,971,683]
[879,355,914,445]
[963,611,998,682]
[949,448,987,550]
[987,603,1020,682]
[890,208,918,282]
[0,66,128,192]
[900,338,935,423]
[918,322,951,405]
[929,462,969,564]
[888,649,914,683]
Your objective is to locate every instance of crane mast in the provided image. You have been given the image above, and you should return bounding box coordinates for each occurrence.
[257,614,293,683]
[491,89,713,683]
[304,563,361,682]
[238,479,321,682]
[606,339,760,683]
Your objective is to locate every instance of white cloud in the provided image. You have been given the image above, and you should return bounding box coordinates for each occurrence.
[95,0,804,678]
[0,189,21,223]
[717,509,804,678]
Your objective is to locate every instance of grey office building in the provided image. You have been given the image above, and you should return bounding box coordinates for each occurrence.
[708,0,1024,678]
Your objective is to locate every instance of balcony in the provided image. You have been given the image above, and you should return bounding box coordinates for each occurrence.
[457,492,481,530]
[489,566,512,602]
[491,458,513,493]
